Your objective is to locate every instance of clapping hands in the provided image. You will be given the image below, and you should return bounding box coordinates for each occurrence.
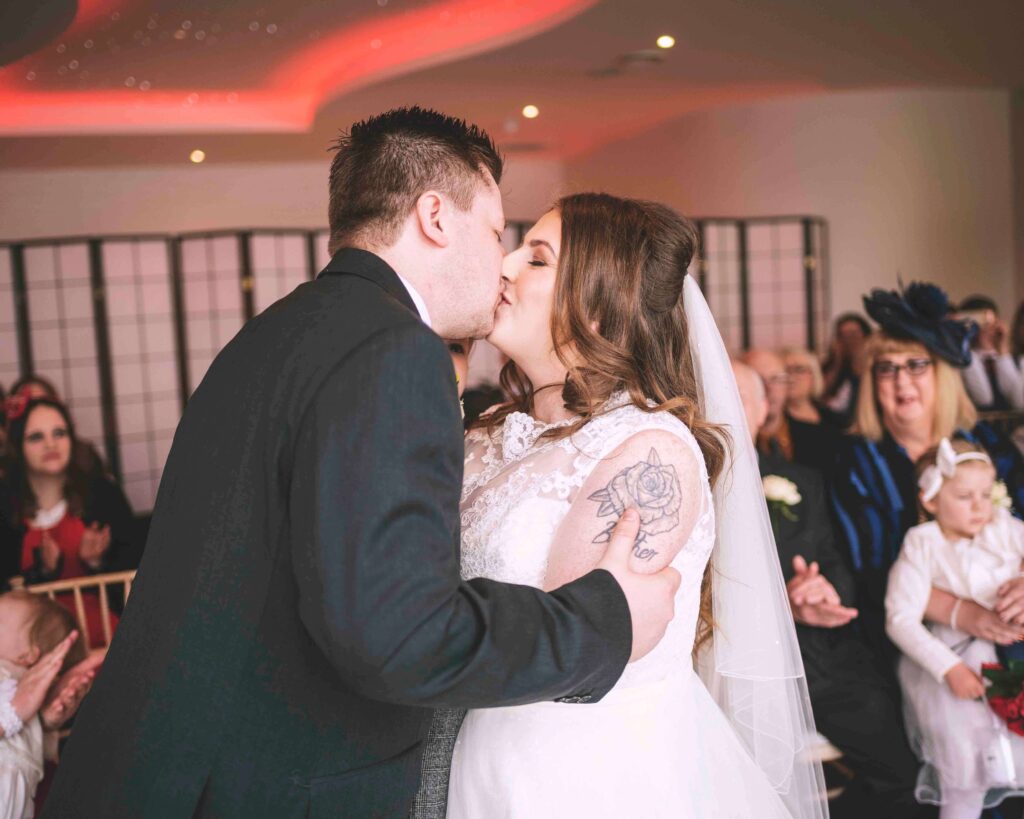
[786,555,859,628]
[9,631,79,727]
[79,522,111,569]
[39,530,62,574]
[41,649,105,730]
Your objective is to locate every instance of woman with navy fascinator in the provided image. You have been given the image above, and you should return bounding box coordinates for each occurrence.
[830,282,1024,673]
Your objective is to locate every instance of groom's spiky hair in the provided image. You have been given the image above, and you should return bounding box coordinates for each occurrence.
[327,106,503,254]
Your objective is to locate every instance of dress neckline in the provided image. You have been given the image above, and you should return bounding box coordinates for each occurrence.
[499,391,635,461]
[31,499,68,530]
[501,412,577,461]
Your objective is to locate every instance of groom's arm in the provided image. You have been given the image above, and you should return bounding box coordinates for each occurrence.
[288,323,631,708]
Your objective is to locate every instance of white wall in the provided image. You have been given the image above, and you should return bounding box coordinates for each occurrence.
[568,88,1018,320]
[0,155,566,240]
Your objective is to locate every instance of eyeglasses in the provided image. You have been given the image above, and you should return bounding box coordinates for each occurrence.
[872,358,933,380]
[785,365,811,377]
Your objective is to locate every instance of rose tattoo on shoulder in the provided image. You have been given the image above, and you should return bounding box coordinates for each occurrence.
[588,448,682,560]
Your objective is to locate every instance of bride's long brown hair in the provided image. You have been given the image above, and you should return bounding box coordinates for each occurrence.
[477,192,727,649]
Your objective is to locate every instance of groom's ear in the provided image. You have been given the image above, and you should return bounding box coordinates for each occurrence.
[414,191,452,249]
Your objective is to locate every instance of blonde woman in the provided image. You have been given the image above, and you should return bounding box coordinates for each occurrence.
[830,283,1024,671]
[782,348,825,424]
[779,347,842,473]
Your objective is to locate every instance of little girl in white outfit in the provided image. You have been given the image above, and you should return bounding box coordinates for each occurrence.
[886,437,1024,819]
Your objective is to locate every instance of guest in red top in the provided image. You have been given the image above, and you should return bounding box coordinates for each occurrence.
[0,398,140,647]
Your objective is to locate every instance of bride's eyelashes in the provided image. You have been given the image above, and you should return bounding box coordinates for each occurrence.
[529,259,547,267]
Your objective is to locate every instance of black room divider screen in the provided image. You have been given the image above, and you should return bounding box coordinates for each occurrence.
[0,216,828,511]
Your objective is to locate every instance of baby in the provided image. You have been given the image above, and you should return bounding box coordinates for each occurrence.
[886,438,1024,819]
[0,591,93,819]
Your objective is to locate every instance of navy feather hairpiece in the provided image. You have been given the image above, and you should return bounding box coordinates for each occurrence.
[862,281,977,368]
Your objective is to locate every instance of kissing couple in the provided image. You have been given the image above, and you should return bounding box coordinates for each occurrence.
[42,108,828,819]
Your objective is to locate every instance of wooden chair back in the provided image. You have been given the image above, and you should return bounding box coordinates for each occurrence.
[23,570,136,652]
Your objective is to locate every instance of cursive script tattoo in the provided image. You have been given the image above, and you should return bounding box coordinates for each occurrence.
[588,448,682,559]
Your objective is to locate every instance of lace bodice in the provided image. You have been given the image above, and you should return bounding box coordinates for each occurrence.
[460,399,715,688]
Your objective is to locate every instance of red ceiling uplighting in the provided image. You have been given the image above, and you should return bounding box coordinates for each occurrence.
[0,0,596,135]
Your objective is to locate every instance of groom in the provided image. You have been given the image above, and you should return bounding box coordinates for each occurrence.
[42,108,680,818]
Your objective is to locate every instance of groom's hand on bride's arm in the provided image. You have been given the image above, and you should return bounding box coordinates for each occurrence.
[595,509,681,662]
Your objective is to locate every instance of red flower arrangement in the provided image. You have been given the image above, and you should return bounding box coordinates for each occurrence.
[982,662,1024,737]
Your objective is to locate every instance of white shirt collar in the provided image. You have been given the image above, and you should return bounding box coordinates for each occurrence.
[395,274,432,329]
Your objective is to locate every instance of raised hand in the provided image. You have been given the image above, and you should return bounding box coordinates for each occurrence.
[787,555,857,628]
[787,556,841,606]
[40,530,62,574]
[79,522,111,569]
[596,508,681,663]
[40,648,106,730]
[10,631,78,726]
[992,317,1010,356]
[944,662,986,700]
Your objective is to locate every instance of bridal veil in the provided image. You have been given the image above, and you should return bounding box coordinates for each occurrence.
[684,276,829,819]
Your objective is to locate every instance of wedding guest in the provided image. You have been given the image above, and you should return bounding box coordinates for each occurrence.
[886,439,1024,818]
[831,283,1024,669]
[0,398,140,646]
[742,349,789,447]
[733,360,921,819]
[822,313,872,425]
[783,346,843,469]
[783,347,827,422]
[3,376,109,483]
[958,295,1024,412]
[743,348,837,474]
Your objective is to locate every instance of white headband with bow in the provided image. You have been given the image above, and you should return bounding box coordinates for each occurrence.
[918,437,992,501]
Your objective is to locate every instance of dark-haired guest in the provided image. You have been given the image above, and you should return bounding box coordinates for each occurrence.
[0,398,140,646]
[3,376,110,482]
[822,313,872,426]
[733,360,922,819]
[958,295,1024,411]
[831,283,1024,671]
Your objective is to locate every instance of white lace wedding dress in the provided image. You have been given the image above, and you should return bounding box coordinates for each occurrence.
[445,399,794,818]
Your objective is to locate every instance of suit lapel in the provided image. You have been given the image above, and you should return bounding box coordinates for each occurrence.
[318,248,419,318]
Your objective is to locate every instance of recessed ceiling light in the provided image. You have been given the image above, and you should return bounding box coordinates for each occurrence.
[656,35,675,49]
[522,104,540,119]
[190,149,206,163]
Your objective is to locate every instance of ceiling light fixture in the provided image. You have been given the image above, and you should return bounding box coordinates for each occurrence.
[656,35,675,49]
[190,149,206,163]
[522,104,540,119]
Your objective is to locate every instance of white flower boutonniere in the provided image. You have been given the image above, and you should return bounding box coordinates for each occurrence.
[763,475,802,521]
[993,480,1012,511]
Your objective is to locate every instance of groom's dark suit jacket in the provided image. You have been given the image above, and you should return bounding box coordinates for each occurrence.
[42,249,631,819]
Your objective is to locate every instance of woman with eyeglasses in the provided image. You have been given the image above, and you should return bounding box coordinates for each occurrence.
[830,284,1024,674]
[778,347,843,474]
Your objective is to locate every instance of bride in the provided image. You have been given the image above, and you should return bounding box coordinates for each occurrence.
[431,193,828,818]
